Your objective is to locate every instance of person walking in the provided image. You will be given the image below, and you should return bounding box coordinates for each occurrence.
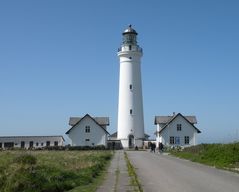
[159,142,164,154]
[152,143,156,153]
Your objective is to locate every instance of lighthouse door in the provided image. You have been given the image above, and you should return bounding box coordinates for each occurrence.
[128,135,134,148]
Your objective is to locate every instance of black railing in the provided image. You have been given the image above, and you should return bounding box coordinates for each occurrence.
[118,46,143,53]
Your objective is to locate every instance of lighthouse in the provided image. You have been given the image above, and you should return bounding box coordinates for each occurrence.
[117,25,145,148]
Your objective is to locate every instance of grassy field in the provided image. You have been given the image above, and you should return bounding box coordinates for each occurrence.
[0,150,112,192]
[170,143,239,172]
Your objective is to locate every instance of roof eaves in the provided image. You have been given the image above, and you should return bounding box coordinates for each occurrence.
[158,113,201,134]
[66,114,110,135]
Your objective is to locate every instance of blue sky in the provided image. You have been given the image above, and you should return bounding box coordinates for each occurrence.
[0,0,239,143]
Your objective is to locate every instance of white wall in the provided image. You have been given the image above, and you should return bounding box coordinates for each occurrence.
[67,116,107,146]
[0,136,64,149]
[117,44,144,148]
[158,115,198,147]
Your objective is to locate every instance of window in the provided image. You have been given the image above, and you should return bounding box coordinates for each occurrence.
[36,142,39,147]
[175,137,180,144]
[4,142,14,148]
[46,141,50,147]
[129,57,132,59]
[0,143,2,148]
[177,124,182,131]
[129,84,133,90]
[85,126,90,133]
[169,136,174,144]
[85,139,90,141]
[129,45,132,50]
[185,136,190,144]
[130,109,133,115]
[54,141,58,146]
[41,143,44,146]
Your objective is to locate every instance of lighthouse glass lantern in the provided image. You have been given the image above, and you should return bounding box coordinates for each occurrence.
[122,25,137,45]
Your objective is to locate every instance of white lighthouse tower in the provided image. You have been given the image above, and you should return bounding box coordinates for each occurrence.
[117,25,145,148]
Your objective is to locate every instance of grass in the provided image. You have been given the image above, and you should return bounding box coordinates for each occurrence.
[0,150,112,192]
[124,152,143,192]
[170,143,239,172]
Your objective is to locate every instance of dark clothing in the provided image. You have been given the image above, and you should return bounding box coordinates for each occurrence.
[151,143,156,153]
[159,142,164,153]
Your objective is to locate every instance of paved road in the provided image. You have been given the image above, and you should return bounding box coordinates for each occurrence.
[127,151,239,192]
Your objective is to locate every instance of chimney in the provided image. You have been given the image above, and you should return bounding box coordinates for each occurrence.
[173,112,176,116]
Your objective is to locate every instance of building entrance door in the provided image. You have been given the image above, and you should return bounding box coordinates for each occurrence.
[128,135,134,148]
[21,141,25,148]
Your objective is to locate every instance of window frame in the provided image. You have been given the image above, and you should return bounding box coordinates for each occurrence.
[177,124,182,131]
[184,136,190,144]
[169,136,174,144]
[54,141,58,146]
[85,126,90,133]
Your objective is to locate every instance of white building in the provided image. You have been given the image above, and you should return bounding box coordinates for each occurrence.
[155,113,201,147]
[66,114,109,146]
[117,25,145,148]
[0,136,64,149]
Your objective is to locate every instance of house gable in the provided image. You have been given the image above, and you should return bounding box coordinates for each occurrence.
[158,113,201,134]
[66,114,109,135]
[156,113,201,146]
[66,114,109,146]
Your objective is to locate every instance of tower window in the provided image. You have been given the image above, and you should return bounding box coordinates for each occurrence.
[130,109,133,115]
[129,45,132,50]
[129,84,133,90]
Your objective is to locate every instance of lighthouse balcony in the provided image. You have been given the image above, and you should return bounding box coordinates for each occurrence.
[118,46,143,53]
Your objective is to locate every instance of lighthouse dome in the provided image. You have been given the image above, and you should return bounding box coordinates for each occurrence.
[123,25,138,35]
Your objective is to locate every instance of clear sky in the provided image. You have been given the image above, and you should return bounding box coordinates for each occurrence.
[0,0,239,143]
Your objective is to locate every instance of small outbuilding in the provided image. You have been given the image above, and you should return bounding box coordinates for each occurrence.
[0,135,64,149]
[66,114,110,147]
[155,113,201,147]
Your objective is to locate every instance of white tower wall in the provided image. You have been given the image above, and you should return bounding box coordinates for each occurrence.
[117,26,145,148]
